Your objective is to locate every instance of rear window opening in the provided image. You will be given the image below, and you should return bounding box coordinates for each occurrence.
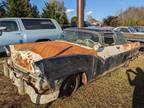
[22,19,56,30]
[103,33,115,45]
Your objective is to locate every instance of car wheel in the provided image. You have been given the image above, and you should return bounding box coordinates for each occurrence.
[59,75,80,97]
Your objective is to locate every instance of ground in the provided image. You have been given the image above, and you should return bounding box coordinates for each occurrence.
[0,53,144,108]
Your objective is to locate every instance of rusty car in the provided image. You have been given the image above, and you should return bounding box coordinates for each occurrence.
[3,28,140,104]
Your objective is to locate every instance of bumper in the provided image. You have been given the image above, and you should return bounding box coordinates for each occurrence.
[4,63,59,104]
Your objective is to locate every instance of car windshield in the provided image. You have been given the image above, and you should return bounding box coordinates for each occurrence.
[133,27,144,33]
[61,30,99,48]
[129,27,137,33]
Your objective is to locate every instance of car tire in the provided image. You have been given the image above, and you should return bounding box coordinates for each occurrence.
[59,75,80,97]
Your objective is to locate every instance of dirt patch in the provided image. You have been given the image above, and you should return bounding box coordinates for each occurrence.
[0,54,144,108]
[0,58,43,108]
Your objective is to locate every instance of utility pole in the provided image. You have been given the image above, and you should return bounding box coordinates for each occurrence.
[77,0,85,28]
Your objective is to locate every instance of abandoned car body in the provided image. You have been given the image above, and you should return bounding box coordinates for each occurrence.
[4,28,140,104]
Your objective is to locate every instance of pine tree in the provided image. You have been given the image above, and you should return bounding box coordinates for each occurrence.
[0,1,6,17]
[30,5,40,18]
[42,0,69,25]
[6,0,31,17]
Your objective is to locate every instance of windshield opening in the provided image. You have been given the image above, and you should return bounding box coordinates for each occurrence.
[61,30,99,48]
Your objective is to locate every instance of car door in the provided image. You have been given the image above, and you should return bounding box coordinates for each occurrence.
[0,20,23,46]
[96,32,122,75]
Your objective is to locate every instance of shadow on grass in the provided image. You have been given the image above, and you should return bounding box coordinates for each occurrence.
[126,67,144,108]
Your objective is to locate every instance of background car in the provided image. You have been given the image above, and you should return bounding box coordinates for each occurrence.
[114,26,137,33]
[133,26,144,33]
[0,18,63,53]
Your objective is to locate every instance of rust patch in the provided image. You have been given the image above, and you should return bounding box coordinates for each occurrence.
[123,42,140,50]
[16,54,33,72]
[123,44,130,50]
[14,41,97,59]
[130,42,140,49]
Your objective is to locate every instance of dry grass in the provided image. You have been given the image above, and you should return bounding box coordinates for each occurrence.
[0,53,144,108]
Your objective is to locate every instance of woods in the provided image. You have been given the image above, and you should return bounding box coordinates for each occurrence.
[103,7,144,26]
[0,0,69,25]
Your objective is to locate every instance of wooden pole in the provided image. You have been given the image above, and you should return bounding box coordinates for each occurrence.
[77,0,84,28]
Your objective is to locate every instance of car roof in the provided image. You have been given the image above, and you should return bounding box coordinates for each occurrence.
[64,27,114,35]
[0,17,53,20]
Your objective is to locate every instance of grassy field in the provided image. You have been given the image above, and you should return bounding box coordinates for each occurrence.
[0,53,144,108]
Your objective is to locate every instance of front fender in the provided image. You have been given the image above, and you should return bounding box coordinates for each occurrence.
[35,54,103,88]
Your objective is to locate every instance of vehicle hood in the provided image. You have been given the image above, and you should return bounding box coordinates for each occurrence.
[11,41,96,59]
[10,41,96,73]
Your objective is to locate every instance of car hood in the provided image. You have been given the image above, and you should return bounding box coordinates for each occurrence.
[10,41,97,73]
[12,41,97,58]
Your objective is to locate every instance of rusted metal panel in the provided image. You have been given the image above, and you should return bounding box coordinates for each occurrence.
[14,41,97,59]
[12,41,97,73]
[15,54,33,72]
[13,41,140,74]
[122,42,140,50]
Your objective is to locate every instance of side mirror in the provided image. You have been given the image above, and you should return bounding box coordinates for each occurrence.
[0,27,6,36]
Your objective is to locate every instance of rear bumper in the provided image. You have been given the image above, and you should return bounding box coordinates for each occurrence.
[5,63,59,104]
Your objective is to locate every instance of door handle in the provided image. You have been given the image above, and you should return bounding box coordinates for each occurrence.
[16,31,22,35]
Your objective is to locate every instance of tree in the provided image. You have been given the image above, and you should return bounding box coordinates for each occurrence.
[0,1,6,17]
[103,16,120,27]
[6,0,31,17]
[42,0,69,25]
[103,7,144,26]
[119,7,144,26]
[30,5,40,18]
[71,16,77,27]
